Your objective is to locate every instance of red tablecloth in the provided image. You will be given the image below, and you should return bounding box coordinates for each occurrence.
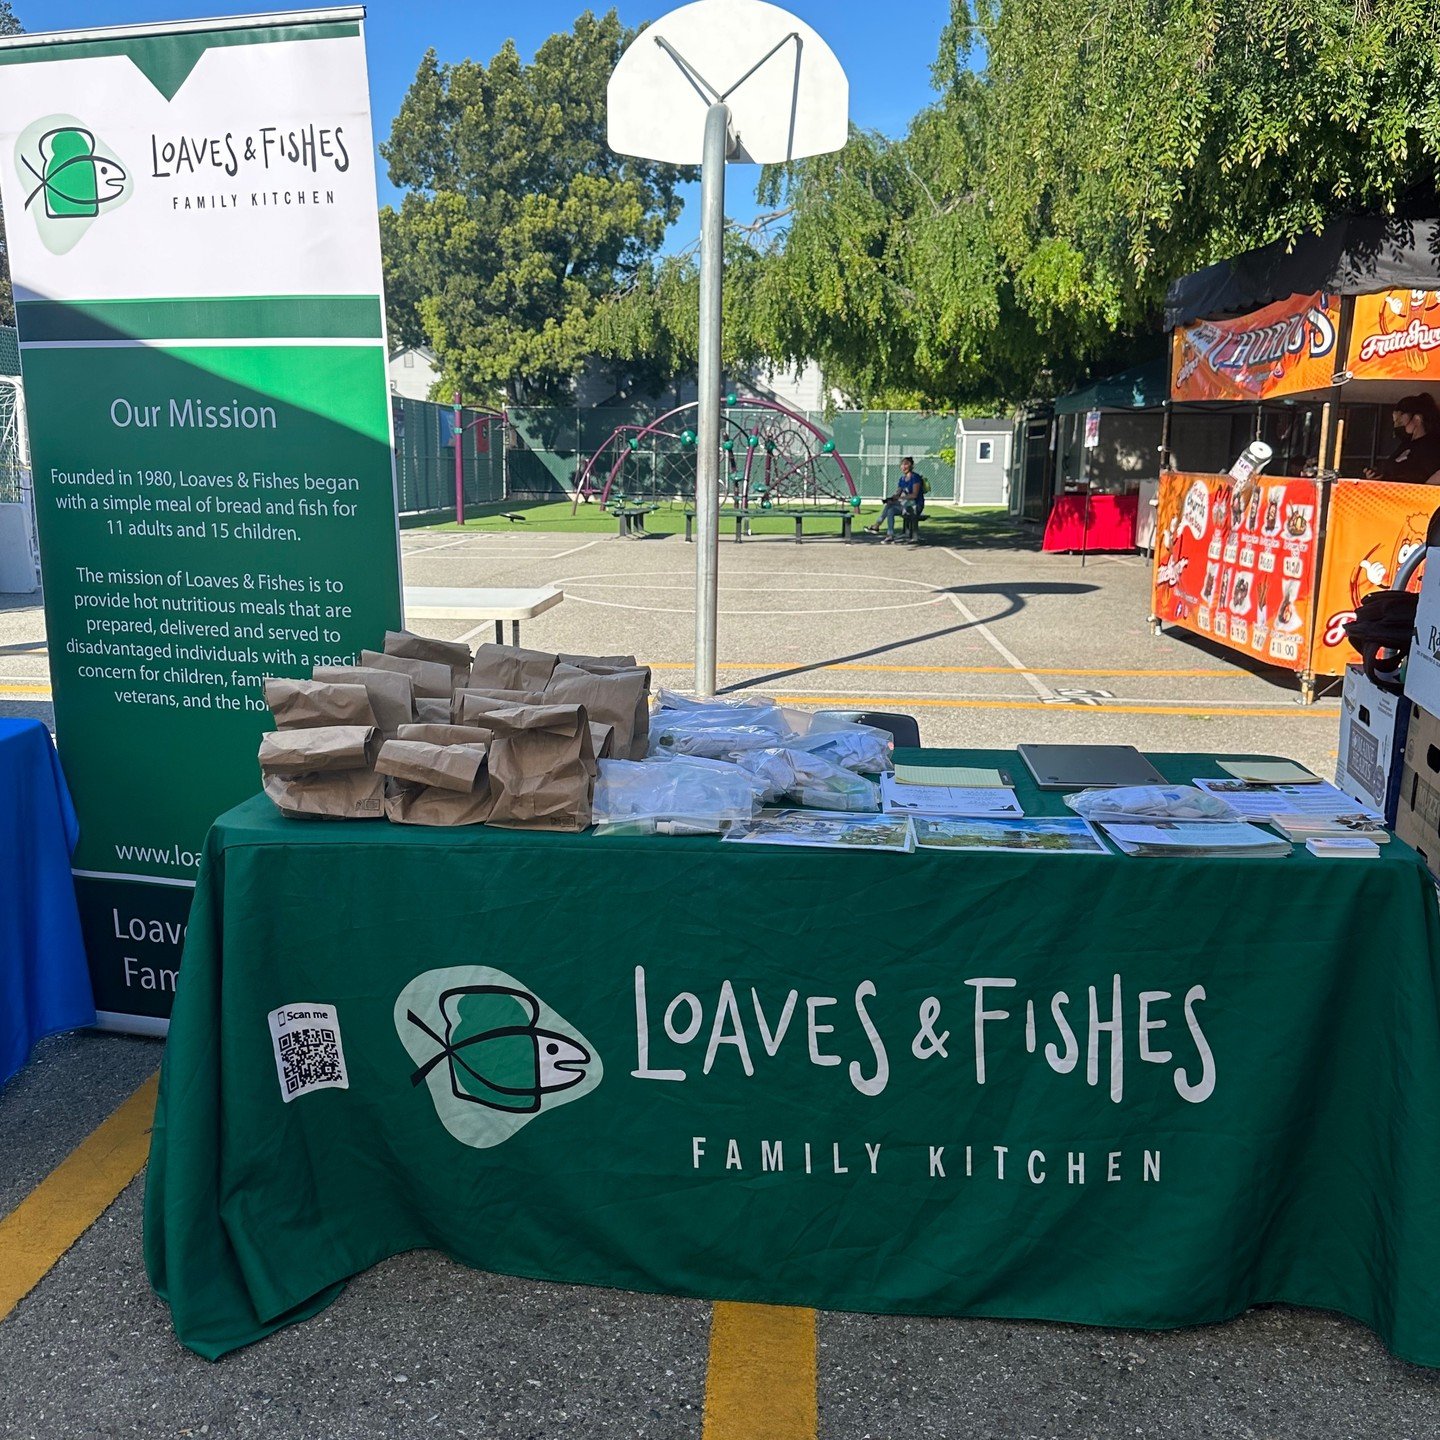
[1042,492,1139,552]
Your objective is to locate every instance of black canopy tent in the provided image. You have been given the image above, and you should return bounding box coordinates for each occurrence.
[1166,216,1440,329]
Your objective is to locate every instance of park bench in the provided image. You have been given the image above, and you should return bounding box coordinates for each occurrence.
[683,506,855,544]
[609,502,660,537]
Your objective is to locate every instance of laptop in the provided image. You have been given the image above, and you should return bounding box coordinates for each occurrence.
[1018,744,1167,791]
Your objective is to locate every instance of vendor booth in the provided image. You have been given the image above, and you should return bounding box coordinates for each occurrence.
[1042,360,1167,553]
[1151,217,1440,700]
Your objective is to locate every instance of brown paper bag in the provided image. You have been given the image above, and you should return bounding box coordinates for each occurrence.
[589,723,615,761]
[558,652,638,671]
[312,665,415,735]
[454,686,544,724]
[398,723,494,746]
[460,699,594,830]
[359,649,453,701]
[414,696,452,724]
[376,740,488,793]
[467,643,558,692]
[264,770,386,820]
[258,725,378,776]
[543,662,651,761]
[384,629,472,687]
[384,781,494,827]
[264,678,377,730]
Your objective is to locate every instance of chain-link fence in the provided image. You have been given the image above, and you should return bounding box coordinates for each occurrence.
[391,397,971,514]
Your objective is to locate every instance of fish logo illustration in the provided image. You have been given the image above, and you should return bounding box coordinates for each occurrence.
[14,115,133,255]
[396,966,602,1148]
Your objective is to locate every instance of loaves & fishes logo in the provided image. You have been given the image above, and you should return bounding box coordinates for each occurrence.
[16,115,133,255]
[395,966,602,1148]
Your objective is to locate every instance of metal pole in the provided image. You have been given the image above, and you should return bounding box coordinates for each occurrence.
[694,101,728,698]
[453,391,465,526]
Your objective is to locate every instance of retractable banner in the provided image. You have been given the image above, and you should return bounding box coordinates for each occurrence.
[0,10,401,1030]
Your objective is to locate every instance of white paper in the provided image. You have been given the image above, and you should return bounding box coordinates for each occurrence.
[1193,777,1382,823]
[268,1002,349,1103]
[880,776,1022,817]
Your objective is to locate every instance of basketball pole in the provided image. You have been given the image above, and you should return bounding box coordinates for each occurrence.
[694,101,729,698]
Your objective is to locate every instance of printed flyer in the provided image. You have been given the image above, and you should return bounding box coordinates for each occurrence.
[1152,471,1321,673]
[0,12,402,1027]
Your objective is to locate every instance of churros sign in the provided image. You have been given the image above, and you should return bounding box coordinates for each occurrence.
[1348,289,1440,381]
[1171,291,1340,402]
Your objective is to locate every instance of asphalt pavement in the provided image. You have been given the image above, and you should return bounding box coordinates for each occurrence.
[5,514,1434,1439]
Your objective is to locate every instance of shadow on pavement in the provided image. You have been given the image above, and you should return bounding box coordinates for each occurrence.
[721,580,1100,692]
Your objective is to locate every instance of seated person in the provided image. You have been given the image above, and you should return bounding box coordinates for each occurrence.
[865,457,925,542]
[1365,395,1440,481]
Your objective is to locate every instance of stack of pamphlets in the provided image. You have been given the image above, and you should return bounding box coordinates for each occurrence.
[1305,836,1381,859]
[724,810,917,853]
[880,775,1023,817]
[1270,813,1389,843]
[1193,777,1382,824]
[1100,820,1292,857]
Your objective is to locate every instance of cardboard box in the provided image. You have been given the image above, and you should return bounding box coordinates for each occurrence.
[1403,546,1440,715]
[1337,665,1410,824]
[1394,702,1440,881]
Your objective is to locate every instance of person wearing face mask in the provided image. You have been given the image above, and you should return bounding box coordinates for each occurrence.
[1365,395,1440,481]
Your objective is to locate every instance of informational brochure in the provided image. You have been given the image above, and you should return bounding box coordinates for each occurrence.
[880,776,1023,817]
[1101,820,1292,857]
[913,816,1108,855]
[723,810,917,853]
[1193,777,1382,823]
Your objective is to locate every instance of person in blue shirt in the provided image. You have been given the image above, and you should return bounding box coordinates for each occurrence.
[865,457,925,542]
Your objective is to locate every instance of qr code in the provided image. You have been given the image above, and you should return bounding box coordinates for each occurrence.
[268,1003,349,1103]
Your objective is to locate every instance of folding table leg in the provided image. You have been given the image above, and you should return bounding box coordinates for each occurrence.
[511,621,520,646]
[493,620,503,644]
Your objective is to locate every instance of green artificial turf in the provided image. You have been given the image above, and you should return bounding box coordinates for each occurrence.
[406,500,1020,547]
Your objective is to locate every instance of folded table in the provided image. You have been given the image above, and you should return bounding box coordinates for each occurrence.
[145,749,1440,1363]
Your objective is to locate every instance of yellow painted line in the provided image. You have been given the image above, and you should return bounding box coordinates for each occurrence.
[769,694,1333,718]
[651,662,1246,678]
[0,683,51,695]
[704,1302,816,1440]
[0,1072,158,1320]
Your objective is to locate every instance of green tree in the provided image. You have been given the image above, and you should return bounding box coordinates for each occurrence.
[0,1,22,329]
[381,11,694,403]
[964,0,1440,357]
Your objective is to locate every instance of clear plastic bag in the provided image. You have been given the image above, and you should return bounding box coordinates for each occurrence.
[785,724,894,775]
[731,748,881,812]
[1063,785,1240,824]
[592,756,768,834]
[649,691,800,758]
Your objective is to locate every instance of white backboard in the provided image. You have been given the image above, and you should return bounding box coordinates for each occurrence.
[608,0,848,166]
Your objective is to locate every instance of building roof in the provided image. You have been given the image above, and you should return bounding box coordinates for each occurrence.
[1165,216,1440,328]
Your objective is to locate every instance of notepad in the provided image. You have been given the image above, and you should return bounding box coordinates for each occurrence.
[893,762,1011,788]
[1219,760,1319,785]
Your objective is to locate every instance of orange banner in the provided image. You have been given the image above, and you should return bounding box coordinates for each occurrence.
[1171,292,1341,402]
[1347,289,1440,382]
[1152,472,1321,673]
[1313,480,1435,670]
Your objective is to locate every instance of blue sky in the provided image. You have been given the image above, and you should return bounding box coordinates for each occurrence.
[21,1,951,246]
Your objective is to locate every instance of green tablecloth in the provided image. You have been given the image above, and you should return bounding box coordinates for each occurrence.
[144,751,1440,1361]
